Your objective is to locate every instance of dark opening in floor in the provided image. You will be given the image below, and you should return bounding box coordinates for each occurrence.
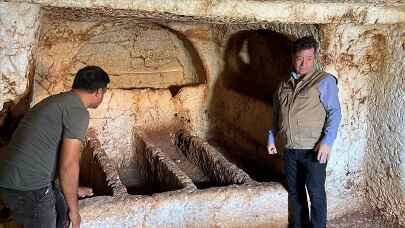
[209,138,285,184]
[79,143,113,197]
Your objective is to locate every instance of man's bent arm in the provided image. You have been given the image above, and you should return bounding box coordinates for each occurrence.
[59,138,82,227]
[319,74,342,146]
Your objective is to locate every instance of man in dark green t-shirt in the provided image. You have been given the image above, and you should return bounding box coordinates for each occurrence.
[0,66,110,228]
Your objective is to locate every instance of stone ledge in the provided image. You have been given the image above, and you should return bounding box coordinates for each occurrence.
[79,183,288,227]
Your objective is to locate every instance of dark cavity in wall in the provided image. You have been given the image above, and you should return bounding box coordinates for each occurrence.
[222,29,292,102]
[208,132,285,184]
[206,28,304,186]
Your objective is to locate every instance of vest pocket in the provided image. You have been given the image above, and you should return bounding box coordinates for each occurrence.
[296,120,323,142]
[279,94,289,106]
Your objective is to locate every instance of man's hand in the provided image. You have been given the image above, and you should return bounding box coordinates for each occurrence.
[68,210,81,228]
[315,143,331,164]
[78,187,93,198]
[267,144,278,155]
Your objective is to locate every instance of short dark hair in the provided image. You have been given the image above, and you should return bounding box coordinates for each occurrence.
[292,36,318,55]
[72,66,110,92]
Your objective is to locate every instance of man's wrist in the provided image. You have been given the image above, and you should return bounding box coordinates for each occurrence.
[320,138,334,146]
[69,207,79,214]
[67,198,79,213]
[268,130,276,145]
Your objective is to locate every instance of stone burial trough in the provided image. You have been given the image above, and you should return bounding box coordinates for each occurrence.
[78,128,287,227]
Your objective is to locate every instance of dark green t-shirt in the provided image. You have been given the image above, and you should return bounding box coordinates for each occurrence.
[0,91,89,190]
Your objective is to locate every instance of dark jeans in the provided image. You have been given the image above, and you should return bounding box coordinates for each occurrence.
[283,148,327,228]
[0,185,69,228]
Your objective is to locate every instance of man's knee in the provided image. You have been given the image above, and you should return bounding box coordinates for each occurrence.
[307,188,326,204]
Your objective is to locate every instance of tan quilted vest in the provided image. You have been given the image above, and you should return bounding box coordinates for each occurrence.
[277,70,327,149]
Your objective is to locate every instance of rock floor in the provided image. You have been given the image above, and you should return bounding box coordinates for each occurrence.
[328,208,401,228]
[0,209,402,228]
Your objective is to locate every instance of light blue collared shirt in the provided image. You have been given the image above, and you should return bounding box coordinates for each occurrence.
[268,73,342,146]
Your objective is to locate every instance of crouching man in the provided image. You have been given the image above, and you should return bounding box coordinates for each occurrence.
[0,66,110,228]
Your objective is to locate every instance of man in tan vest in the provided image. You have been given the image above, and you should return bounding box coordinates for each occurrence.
[267,36,342,228]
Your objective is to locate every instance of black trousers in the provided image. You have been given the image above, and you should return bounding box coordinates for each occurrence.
[283,148,327,228]
[0,184,69,228]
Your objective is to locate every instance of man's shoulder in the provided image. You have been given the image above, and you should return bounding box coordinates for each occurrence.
[57,92,87,111]
[36,92,72,107]
[321,72,338,84]
[279,74,293,86]
[277,79,292,93]
[37,92,88,118]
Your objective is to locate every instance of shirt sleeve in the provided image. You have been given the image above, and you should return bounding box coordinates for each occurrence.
[319,74,342,146]
[62,107,89,144]
[268,94,280,145]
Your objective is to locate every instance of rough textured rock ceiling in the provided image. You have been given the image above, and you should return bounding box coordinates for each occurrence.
[20,0,405,25]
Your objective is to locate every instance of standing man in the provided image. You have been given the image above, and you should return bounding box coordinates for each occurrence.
[0,66,110,228]
[267,36,341,228]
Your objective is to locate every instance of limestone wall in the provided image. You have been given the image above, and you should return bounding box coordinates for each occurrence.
[0,3,40,110]
[363,24,404,224]
[320,24,405,224]
[80,86,208,165]
[321,23,379,217]
[32,14,209,163]
[33,15,205,102]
